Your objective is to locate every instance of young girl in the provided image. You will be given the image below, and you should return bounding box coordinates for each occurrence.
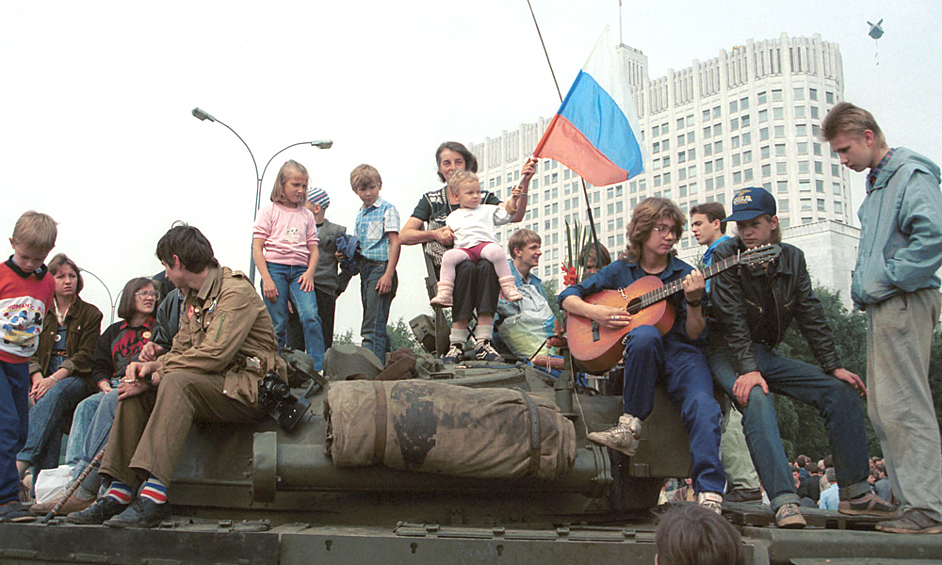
[252,160,325,372]
[430,170,528,307]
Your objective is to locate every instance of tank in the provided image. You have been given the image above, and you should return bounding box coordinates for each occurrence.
[2,355,942,565]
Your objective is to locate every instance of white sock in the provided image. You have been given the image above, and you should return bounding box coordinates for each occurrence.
[475,325,494,342]
[450,328,469,345]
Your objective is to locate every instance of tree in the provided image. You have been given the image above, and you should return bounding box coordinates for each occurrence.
[542,278,563,325]
[333,329,354,345]
[387,317,422,354]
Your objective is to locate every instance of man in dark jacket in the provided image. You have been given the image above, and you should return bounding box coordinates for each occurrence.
[707,187,894,529]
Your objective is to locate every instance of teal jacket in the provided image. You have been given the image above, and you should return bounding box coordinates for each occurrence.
[852,147,942,309]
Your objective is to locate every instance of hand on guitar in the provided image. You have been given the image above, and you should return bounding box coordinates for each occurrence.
[681,270,705,304]
[733,371,769,406]
[586,304,633,330]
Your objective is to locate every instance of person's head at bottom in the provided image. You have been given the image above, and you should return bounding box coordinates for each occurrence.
[655,504,744,565]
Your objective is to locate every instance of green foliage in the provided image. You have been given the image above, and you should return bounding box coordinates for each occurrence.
[387,317,422,354]
[542,277,562,325]
[334,329,354,345]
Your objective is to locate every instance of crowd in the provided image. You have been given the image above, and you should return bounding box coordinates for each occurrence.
[0,102,939,539]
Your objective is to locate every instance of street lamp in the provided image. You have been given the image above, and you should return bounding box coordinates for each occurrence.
[80,268,117,324]
[190,107,333,282]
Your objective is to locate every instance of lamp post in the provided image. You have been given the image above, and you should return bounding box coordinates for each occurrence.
[191,107,333,283]
[80,268,117,324]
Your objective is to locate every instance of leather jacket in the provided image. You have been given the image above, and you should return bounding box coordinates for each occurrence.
[28,295,103,392]
[711,237,842,376]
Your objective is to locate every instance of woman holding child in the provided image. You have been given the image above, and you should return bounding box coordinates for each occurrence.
[400,142,537,363]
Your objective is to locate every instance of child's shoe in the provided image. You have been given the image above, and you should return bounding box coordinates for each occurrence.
[430,281,454,307]
[498,276,523,302]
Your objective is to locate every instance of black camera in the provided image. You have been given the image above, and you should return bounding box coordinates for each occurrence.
[258,371,311,431]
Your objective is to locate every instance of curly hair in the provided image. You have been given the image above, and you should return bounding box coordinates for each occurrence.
[623,197,685,263]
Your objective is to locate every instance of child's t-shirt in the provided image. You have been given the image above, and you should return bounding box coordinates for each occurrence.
[0,257,55,364]
[446,204,512,249]
[253,202,319,267]
[356,197,400,262]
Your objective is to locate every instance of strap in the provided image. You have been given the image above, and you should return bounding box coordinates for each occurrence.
[517,389,542,477]
[372,381,387,465]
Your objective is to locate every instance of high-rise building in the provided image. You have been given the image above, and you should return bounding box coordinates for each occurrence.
[471,33,858,304]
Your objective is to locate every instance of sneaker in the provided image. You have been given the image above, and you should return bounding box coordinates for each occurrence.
[586,414,642,456]
[0,500,36,523]
[876,509,942,534]
[105,498,172,529]
[725,487,763,503]
[474,338,501,362]
[65,497,127,525]
[774,503,806,529]
[31,492,96,517]
[839,491,897,517]
[443,343,464,365]
[698,492,723,515]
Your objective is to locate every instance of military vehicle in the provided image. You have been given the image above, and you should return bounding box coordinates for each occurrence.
[2,340,941,565]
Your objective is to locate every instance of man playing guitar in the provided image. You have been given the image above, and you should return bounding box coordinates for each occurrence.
[559,197,726,514]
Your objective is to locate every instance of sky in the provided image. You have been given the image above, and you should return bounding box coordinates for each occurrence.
[2,0,940,334]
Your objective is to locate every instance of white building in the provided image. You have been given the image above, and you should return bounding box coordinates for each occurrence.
[471,33,859,305]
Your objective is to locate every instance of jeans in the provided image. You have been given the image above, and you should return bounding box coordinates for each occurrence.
[707,343,872,510]
[66,389,119,493]
[621,326,726,495]
[0,360,29,504]
[285,288,337,351]
[17,375,88,474]
[264,262,326,371]
[359,260,397,361]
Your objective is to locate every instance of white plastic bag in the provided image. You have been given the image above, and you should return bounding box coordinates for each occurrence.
[35,464,73,504]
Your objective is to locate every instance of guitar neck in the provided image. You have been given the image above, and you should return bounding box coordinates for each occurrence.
[634,255,739,309]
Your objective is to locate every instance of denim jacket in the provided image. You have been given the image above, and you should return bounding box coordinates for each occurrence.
[852,147,942,309]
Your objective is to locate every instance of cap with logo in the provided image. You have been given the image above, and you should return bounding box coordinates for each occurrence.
[725,187,776,222]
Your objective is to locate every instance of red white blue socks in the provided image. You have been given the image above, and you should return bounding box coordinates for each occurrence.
[104,481,133,505]
[139,476,168,504]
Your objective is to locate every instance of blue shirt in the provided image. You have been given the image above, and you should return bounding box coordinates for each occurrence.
[558,255,700,344]
[355,197,400,262]
[702,234,730,294]
[818,483,839,510]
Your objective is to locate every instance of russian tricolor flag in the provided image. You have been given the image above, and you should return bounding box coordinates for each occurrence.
[534,28,645,187]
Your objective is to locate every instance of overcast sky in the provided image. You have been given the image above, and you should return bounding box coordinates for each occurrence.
[2,0,940,334]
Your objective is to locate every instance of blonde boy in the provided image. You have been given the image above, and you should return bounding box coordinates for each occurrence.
[1,211,57,522]
[351,165,400,360]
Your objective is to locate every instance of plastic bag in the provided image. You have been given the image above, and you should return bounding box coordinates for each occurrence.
[498,284,555,359]
[35,464,73,504]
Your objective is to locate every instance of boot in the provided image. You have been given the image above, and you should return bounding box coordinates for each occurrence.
[430,281,454,307]
[498,276,523,302]
[587,414,642,456]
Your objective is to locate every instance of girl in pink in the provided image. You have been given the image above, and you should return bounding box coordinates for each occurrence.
[431,170,528,307]
[252,160,325,371]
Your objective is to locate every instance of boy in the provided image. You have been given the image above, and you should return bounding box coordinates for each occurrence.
[823,102,942,534]
[287,187,347,351]
[559,197,726,514]
[707,187,894,529]
[351,164,400,361]
[0,211,57,522]
[654,504,745,565]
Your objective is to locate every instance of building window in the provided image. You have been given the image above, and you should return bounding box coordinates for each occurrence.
[702,109,710,121]
[763,163,772,177]
[743,150,753,164]
[741,114,751,128]
[799,161,810,173]
[758,91,767,104]
[761,145,771,159]
[777,181,789,193]
[816,179,825,192]
[677,134,685,147]
[835,201,843,214]
[716,175,725,189]
[741,96,750,109]
[826,91,834,104]
[815,161,824,174]
[688,131,696,144]
[732,136,741,149]
[772,89,783,102]
[703,143,712,156]
[652,125,660,137]
[799,180,811,192]
[796,124,807,137]
[678,151,687,163]
[663,172,671,184]
[663,138,670,151]
[810,106,819,119]
[677,117,685,129]
[713,106,722,119]
[809,88,818,101]
[688,165,697,177]
[779,198,789,211]
[760,127,770,141]
[773,107,784,120]
[733,171,742,184]
[654,175,662,187]
[795,106,806,118]
[731,117,739,131]
[688,147,696,160]
[817,199,826,212]
[703,125,712,138]
[730,100,739,113]
[663,156,671,167]
[714,140,723,152]
[794,87,804,100]
[706,178,714,190]
[744,169,754,182]
[797,142,808,155]
[742,132,751,145]
[759,109,769,122]
[715,157,724,171]
[733,153,742,167]
[775,125,785,138]
[653,141,660,154]
[776,162,787,174]
[801,198,812,211]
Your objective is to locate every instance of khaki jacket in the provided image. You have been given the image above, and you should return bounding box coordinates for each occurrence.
[28,295,103,391]
[158,266,285,407]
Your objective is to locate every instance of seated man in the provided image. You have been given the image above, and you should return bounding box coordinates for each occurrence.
[67,224,285,528]
[494,229,556,361]
[708,187,894,529]
[560,197,725,514]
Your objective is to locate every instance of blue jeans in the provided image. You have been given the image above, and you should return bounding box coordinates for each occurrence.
[359,260,397,361]
[66,389,118,493]
[17,375,88,473]
[264,262,325,371]
[707,343,872,510]
[0,360,29,504]
[622,326,726,495]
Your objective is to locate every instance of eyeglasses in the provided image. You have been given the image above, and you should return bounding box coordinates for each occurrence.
[652,225,678,237]
[135,291,159,299]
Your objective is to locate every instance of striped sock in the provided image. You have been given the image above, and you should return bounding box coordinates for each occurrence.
[139,476,168,504]
[104,481,133,504]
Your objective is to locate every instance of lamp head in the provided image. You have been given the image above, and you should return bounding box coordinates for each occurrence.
[311,140,333,149]
[191,107,216,122]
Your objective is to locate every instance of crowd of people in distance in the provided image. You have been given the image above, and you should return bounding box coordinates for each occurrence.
[0,102,940,542]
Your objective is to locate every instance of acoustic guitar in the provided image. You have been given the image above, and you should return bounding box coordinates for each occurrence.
[566,244,781,373]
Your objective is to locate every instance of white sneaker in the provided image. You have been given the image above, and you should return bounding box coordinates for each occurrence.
[587,414,642,456]
[698,492,723,515]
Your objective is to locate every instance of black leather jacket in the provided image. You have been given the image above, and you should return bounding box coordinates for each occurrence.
[710,238,842,376]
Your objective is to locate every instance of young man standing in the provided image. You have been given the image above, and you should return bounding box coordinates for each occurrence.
[708,187,894,529]
[560,197,726,514]
[824,102,942,534]
[690,203,762,504]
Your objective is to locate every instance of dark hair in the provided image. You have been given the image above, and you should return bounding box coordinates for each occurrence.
[579,241,612,270]
[117,277,156,320]
[624,197,685,263]
[689,202,728,234]
[156,223,218,273]
[655,505,745,565]
[806,462,820,475]
[435,141,478,182]
[47,253,84,295]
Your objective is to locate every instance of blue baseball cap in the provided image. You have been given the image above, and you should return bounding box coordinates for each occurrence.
[725,187,776,222]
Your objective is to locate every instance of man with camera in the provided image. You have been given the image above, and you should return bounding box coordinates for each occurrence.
[66,224,285,529]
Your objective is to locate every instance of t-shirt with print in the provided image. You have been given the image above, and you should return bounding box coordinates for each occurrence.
[252,202,319,267]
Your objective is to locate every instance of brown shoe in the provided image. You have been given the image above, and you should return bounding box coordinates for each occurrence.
[31,493,95,516]
[839,491,897,517]
[775,503,806,529]
[876,509,942,534]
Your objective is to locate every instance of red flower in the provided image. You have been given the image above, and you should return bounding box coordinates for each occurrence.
[561,263,578,286]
